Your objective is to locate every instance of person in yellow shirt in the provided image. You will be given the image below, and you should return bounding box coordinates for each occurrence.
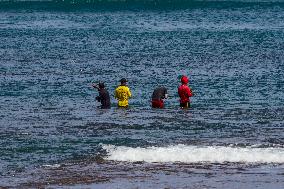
[114,78,132,107]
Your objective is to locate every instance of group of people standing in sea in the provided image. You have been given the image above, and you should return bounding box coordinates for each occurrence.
[92,75,193,109]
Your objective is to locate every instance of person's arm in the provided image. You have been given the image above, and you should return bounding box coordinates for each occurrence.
[127,87,132,98]
[114,88,118,99]
[187,87,193,97]
[96,91,101,102]
[164,93,168,99]
[92,84,99,90]
[164,88,168,99]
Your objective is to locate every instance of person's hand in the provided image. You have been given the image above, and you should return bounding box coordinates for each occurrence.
[95,96,100,101]
[92,84,99,89]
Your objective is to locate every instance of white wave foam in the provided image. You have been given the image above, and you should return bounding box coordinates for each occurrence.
[102,144,284,163]
[42,164,61,168]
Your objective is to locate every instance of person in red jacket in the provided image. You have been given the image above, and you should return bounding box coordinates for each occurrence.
[178,75,193,108]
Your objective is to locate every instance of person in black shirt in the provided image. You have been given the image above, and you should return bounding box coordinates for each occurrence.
[151,87,168,108]
[92,82,111,109]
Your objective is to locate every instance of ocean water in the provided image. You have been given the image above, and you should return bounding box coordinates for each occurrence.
[0,0,284,188]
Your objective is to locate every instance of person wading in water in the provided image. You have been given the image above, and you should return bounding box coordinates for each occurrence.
[151,87,168,108]
[114,78,132,108]
[178,75,193,108]
[92,82,111,109]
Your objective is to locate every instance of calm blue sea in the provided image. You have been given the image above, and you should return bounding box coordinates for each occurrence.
[0,0,284,188]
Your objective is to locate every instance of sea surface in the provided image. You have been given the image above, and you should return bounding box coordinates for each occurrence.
[0,0,284,188]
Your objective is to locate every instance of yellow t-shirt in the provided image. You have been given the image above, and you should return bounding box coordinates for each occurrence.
[115,85,132,107]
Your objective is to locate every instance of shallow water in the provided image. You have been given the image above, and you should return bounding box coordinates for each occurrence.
[0,0,284,188]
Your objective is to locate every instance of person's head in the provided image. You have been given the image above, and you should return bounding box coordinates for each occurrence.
[98,82,105,89]
[120,78,127,85]
[181,75,189,84]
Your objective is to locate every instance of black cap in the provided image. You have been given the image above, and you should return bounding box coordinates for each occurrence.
[98,82,105,89]
[120,78,127,83]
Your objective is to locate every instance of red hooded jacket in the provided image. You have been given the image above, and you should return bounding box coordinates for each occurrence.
[178,84,193,103]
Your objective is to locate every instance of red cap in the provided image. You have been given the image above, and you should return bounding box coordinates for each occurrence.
[181,75,189,84]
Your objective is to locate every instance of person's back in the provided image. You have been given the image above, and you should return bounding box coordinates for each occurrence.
[115,78,131,107]
[178,76,193,108]
[152,87,168,108]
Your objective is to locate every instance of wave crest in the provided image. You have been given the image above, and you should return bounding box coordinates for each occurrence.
[102,144,284,163]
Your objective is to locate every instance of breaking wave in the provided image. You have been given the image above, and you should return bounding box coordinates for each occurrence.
[102,144,284,163]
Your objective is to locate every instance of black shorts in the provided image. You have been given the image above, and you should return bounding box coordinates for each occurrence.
[180,102,190,108]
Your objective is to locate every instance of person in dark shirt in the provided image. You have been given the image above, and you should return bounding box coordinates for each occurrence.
[92,82,111,109]
[151,87,168,108]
